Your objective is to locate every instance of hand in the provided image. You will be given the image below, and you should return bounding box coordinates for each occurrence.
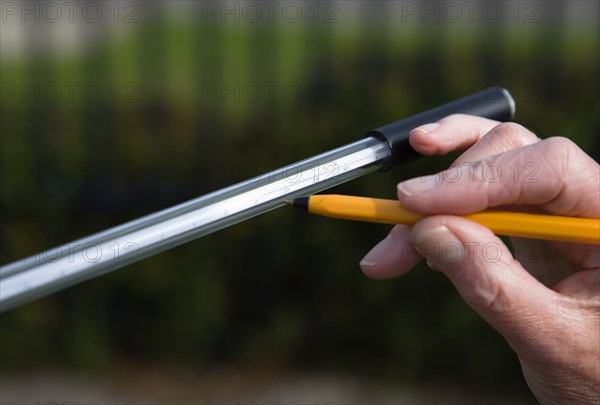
[359,115,600,404]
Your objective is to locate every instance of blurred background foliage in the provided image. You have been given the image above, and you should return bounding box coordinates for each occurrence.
[1,0,598,402]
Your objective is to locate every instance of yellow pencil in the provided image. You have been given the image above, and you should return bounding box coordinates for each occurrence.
[286,195,600,245]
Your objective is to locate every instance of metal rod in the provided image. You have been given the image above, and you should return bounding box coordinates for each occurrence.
[0,137,391,312]
[1,86,516,312]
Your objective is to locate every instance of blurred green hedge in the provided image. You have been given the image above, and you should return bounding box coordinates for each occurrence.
[1,2,598,397]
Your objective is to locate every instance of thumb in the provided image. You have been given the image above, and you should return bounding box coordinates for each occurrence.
[411,215,556,348]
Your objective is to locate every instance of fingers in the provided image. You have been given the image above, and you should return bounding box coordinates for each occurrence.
[553,269,600,299]
[398,137,600,218]
[409,114,500,156]
[359,225,422,279]
[362,119,547,281]
[410,215,555,346]
[511,238,577,286]
[451,122,541,165]
[410,116,540,164]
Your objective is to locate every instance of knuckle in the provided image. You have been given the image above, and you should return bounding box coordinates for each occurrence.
[541,136,580,187]
[544,136,577,152]
[491,122,525,138]
[542,137,579,171]
[489,122,539,149]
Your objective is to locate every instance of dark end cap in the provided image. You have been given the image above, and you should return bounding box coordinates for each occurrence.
[369,86,516,171]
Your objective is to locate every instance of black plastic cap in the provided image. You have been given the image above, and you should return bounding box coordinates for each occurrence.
[368,86,515,171]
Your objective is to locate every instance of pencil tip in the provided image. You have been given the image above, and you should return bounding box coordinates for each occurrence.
[286,196,309,211]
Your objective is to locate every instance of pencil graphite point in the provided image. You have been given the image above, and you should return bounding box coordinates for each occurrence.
[284,199,294,205]
[287,196,310,211]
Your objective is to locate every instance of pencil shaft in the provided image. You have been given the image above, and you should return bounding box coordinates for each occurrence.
[305,195,600,245]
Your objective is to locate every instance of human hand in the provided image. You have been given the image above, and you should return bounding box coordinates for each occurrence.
[359,115,600,404]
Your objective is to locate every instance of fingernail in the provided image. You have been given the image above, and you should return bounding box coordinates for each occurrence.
[413,225,450,245]
[411,122,440,134]
[398,175,437,197]
[360,233,393,268]
[413,225,463,269]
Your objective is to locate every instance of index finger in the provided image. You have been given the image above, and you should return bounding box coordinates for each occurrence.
[409,114,501,156]
[398,137,600,219]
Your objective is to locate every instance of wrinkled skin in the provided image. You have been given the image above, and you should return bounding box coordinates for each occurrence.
[360,115,600,404]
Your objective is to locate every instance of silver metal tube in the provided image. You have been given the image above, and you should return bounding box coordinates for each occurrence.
[0,137,391,312]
